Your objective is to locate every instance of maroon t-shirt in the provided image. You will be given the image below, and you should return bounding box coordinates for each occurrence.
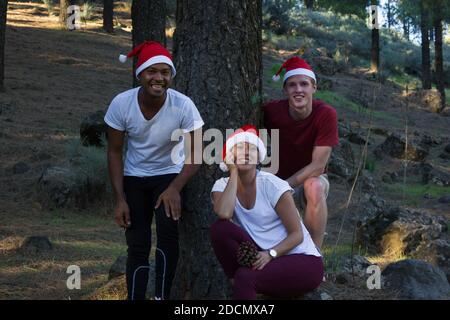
[263,99,339,180]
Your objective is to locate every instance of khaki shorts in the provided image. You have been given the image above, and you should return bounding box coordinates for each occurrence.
[293,174,330,211]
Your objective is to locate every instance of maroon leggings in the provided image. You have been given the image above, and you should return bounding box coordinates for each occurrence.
[210,219,324,300]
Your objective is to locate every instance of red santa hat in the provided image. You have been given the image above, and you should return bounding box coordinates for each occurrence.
[219,125,267,172]
[119,41,176,79]
[272,56,316,83]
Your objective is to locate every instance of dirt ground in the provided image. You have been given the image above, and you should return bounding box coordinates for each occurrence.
[0,2,449,300]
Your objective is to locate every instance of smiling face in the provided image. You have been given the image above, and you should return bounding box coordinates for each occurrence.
[283,74,317,120]
[232,142,259,171]
[138,63,172,98]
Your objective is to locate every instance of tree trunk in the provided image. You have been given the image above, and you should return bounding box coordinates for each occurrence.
[403,17,409,40]
[0,0,7,91]
[370,0,379,73]
[304,0,313,10]
[370,28,379,73]
[420,0,431,89]
[386,0,391,29]
[103,0,114,33]
[433,15,445,112]
[59,0,69,27]
[131,0,166,87]
[171,0,262,299]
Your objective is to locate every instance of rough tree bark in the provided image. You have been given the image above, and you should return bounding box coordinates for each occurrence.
[0,0,7,91]
[171,0,263,299]
[59,0,69,27]
[433,13,445,112]
[131,0,166,87]
[304,0,313,10]
[103,0,114,33]
[420,0,431,89]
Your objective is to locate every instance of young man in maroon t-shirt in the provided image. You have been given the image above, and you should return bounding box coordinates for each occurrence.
[263,56,339,249]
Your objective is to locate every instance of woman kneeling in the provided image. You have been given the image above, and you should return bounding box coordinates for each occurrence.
[210,125,323,300]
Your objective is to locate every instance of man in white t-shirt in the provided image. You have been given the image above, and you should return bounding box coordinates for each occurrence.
[105,41,204,300]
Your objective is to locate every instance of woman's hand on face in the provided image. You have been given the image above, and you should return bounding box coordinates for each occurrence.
[225,152,237,172]
[252,251,272,270]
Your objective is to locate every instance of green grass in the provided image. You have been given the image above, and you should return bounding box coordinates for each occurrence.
[383,183,450,206]
[388,183,450,198]
[322,243,366,274]
[387,73,421,90]
[315,90,397,122]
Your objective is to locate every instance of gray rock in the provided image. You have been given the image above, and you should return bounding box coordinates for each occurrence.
[357,207,449,274]
[37,165,107,209]
[328,139,356,180]
[382,259,450,300]
[301,288,333,300]
[20,236,52,254]
[80,110,107,147]
[337,121,351,138]
[109,255,127,280]
[342,255,372,278]
[405,163,450,186]
[445,144,450,154]
[348,131,369,146]
[375,133,428,162]
[372,127,389,137]
[438,195,450,204]
[439,153,450,160]
[381,171,400,184]
[12,162,30,174]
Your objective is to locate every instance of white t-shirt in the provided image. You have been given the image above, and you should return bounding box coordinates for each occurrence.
[105,87,204,177]
[211,171,321,257]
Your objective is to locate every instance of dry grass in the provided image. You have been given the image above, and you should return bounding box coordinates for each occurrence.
[86,275,127,300]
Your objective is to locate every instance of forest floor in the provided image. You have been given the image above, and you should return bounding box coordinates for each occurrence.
[0,1,449,300]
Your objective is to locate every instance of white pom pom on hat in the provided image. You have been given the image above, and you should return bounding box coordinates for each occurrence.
[272,56,316,83]
[117,41,176,79]
[119,54,128,63]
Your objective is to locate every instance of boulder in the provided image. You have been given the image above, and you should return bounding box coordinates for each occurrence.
[374,133,428,162]
[438,195,450,204]
[20,236,52,254]
[328,139,356,180]
[12,162,30,174]
[357,207,449,277]
[109,255,127,280]
[37,165,107,209]
[402,163,450,186]
[382,259,449,300]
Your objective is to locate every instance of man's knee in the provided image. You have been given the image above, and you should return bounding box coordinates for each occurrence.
[303,177,326,204]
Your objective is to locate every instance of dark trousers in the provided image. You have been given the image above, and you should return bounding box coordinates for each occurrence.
[210,219,324,300]
[123,174,179,300]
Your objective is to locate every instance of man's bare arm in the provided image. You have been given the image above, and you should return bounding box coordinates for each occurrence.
[286,146,332,188]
